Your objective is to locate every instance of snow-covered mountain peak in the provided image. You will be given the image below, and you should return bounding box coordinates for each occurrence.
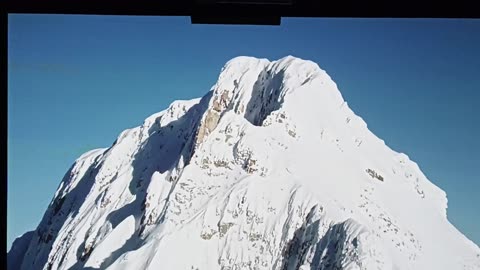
[8,56,480,270]
[206,55,343,130]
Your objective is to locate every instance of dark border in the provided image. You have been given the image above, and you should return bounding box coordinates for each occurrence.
[5,0,480,19]
[2,5,8,269]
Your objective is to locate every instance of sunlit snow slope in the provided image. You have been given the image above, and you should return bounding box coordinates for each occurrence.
[8,56,480,270]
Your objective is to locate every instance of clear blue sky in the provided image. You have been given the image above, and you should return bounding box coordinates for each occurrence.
[7,15,479,250]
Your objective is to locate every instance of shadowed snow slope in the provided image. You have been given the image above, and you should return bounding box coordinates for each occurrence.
[8,56,480,270]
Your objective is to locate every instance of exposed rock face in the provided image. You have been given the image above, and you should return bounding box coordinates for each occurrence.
[8,56,480,270]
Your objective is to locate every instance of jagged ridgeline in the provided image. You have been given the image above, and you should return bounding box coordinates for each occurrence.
[8,56,480,270]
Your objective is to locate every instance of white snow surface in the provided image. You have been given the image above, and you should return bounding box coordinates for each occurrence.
[8,56,480,270]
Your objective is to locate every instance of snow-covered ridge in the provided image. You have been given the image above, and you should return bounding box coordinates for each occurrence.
[8,56,480,270]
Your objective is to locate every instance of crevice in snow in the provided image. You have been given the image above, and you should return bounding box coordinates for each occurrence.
[244,68,285,126]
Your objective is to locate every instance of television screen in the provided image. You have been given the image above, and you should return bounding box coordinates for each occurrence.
[7,14,480,270]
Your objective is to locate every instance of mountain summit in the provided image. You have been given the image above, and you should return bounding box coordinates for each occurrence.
[8,56,480,270]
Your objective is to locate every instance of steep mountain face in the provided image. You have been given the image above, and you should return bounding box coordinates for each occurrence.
[8,56,480,270]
